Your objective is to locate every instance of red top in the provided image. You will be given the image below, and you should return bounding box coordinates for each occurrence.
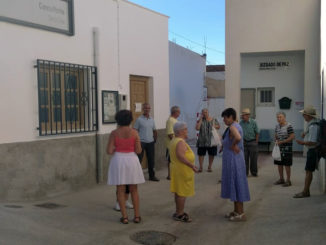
[114,137,135,152]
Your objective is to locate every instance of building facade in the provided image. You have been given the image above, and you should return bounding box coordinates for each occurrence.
[226,0,326,191]
[169,41,206,144]
[0,0,169,201]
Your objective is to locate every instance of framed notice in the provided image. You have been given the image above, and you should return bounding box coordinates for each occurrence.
[102,91,119,124]
[0,0,74,35]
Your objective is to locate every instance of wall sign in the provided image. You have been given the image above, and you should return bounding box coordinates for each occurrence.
[102,91,119,124]
[259,61,290,70]
[0,0,74,35]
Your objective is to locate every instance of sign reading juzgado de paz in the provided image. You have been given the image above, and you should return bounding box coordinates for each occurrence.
[0,0,74,35]
[259,61,290,70]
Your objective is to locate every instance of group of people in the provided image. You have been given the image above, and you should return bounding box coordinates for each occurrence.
[106,103,320,224]
[240,105,320,199]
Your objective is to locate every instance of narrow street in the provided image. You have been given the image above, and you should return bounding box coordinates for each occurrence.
[1,152,325,245]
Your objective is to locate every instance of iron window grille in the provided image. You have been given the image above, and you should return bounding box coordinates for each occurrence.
[257,87,275,107]
[36,59,98,136]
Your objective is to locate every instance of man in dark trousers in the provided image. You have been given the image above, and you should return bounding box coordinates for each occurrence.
[134,103,159,181]
[240,108,259,177]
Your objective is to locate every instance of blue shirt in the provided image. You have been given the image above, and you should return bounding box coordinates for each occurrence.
[304,118,319,149]
[134,115,156,143]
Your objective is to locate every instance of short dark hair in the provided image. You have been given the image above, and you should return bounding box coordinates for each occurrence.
[221,108,237,120]
[115,110,133,126]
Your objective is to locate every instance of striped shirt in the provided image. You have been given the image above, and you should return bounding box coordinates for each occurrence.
[197,118,219,147]
[275,123,294,147]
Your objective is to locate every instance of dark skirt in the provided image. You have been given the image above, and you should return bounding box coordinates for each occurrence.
[274,145,293,166]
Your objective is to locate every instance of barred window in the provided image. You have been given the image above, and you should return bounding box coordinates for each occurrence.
[257,87,275,107]
[36,60,98,136]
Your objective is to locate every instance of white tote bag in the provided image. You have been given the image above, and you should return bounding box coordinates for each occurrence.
[272,144,281,161]
[211,120,222,147]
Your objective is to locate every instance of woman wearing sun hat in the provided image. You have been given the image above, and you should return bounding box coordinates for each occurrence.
[294,105,320,198]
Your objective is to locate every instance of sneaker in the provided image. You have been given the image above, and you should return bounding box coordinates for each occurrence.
[126,201,134,209]
[114,202,120,211]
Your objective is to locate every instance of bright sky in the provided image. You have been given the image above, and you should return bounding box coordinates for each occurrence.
[127,0,225,65]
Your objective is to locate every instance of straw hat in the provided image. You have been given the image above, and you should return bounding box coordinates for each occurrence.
[299,105,318,118]
[241,108,251,115]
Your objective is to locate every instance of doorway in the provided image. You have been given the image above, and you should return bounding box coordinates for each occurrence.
[130,75,149,168]
[241,88,256,118]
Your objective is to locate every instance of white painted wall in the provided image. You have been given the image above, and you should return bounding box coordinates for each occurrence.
[206,71,225,81]
[226,0,321,114]
[169,42,206,142]
[241,52,304,129]
[0,0,169,144]
[241,52,304,151]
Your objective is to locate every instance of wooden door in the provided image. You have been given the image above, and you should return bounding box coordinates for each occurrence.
[130,75,148,168]
[130,76,148,124]
[241,88,256,118]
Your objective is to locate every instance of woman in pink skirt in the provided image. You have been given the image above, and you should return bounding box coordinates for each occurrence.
[107,110,145,224]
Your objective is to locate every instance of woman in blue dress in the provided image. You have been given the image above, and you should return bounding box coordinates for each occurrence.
[221,108,250,221]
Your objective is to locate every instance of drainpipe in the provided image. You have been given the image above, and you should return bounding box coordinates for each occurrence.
[93,27,100,183]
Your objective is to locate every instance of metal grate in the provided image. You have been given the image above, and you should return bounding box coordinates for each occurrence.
[130,231,176,245]
[36,59,98,136]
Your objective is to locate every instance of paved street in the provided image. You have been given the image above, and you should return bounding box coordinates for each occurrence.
[1,152,325,245]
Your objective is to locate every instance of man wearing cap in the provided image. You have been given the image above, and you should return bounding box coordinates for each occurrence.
[294,105,320,198]
[240,108,259,177]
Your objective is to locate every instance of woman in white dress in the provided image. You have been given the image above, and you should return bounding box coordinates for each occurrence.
[107,110,145,224]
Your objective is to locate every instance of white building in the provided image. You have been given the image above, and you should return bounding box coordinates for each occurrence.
[226,0,326,192]
[206,65,225,128]
[0,0,169,201]
[169,41,206,144]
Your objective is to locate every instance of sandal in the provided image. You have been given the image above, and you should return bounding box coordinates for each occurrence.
[224,211,236,218]
[293,192,310,198]
[282,181,292,187]
[120,217,129,224]
[173,212,192,223]
[198,168,203,173]
[274,179,285,185]
[207,168,213,172]
[133,216,141,224]
[229,213,246,222]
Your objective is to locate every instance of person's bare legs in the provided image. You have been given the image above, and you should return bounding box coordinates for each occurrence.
[198,156,204,171]
[208,155,214,171]
[175,194,186,215]
[303,171,313,194]
[129,184,140,219]
[285,166,291,182]
[234,201,244,214]
[117,185,127,219]
[278,165,284,181]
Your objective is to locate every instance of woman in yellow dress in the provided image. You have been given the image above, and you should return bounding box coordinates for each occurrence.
[169,122,198,222]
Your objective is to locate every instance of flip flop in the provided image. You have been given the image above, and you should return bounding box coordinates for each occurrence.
[293,192,310,198]
[173,212,192,223]
[120,217,129,224]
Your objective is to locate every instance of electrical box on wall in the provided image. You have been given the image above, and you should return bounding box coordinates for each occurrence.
[119,94,127,110]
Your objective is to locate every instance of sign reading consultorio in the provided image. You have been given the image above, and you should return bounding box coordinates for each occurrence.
[259,61,290,70]
[0,0,74,35]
